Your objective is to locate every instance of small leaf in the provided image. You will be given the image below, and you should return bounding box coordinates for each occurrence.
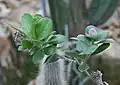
[51,34,68,44]
[28,15,42,39]
[65,51,84,60]
[76,35,98,54]
[92,43,110,55]
[22,40,33,49]
[32,49,44,64]
[85,25,108,41]
[21,13,33,35]
[78,64,90,72]
[44,45,57,55]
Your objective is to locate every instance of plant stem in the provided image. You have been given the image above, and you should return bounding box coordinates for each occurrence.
[85,70,91,77]
[82,54,91,65]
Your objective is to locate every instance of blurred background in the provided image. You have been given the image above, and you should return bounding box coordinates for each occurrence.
[0,0,120,85]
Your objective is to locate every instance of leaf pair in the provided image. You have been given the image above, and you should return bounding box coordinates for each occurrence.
[76,25,113,56]
[21,13,52,40]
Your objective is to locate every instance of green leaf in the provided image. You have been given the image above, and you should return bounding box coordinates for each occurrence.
[78,64,90,72]
[92,43,110,55]
[44,45,57,55]
[85,25,108,41]
[21,13,33,35]
[22,40,33,49]
[32,49,44,64]
[65,51,85,60]
[35,17,53,40]
[28,15,42,39]
[76,35,98,54]
[50,34,68,44]
[28,22,37,39]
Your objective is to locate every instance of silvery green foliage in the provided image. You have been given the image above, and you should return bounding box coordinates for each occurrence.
[10,13,112,85]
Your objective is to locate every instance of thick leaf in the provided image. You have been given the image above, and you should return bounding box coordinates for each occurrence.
[28,15,42,39]
[44,45,57,55]
[78,64,90,72]
[76,41,98,54]
[50,34,68,44]
[35,17,53,40]
[28,21,37,39]
[76,35,98,54]
[32,49,44,64]
[92,43,110,55]
[21,13,33,34]
[65,51,85,59]
[85,25,108,41]
[22,40,33,49]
